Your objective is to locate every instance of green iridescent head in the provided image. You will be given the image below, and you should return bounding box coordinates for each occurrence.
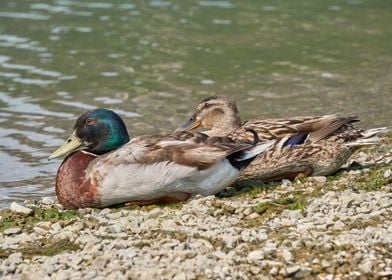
[49,109,130,159]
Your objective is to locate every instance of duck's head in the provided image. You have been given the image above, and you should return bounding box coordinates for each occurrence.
[49,109,130,160]
[178,95,242,136]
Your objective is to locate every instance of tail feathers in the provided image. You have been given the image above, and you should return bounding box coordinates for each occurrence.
[346,127,389,147]
[228,140,275,170]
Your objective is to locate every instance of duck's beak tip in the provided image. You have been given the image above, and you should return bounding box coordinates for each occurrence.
[177,119,202,132]
[48,131,82,161]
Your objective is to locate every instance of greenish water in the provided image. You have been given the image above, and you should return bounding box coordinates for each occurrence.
[0,0,391,207]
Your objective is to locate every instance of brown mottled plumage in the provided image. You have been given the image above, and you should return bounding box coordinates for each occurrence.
[178,95,388,183]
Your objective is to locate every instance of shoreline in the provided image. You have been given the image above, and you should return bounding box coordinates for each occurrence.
[0,138,391,279]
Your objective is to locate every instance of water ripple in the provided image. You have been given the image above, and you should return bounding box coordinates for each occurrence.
[198,1,235,8]
[52,100,140,118]
[12,78,58,85]
[55,0,114,9]
[0,92,73,118]
[0,12,50,20]
[0,34,47,53]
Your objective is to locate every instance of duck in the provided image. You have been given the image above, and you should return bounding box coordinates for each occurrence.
[49,109,275,209]
[178,95,388,183]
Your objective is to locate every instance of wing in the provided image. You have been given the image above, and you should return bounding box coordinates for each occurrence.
[230,115,360,143]
[89,131,254,171]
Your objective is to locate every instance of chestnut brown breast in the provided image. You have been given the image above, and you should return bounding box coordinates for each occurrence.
[55,151,101,209]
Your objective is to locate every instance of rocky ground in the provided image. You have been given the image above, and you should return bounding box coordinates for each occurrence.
[0,136,391,280]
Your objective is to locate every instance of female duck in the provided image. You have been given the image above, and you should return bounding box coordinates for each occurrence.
[178,96,387,182]
[49,109,273,209]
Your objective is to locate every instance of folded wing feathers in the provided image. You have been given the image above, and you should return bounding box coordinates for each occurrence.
[232,140,276,161]
[307,116,359,143]
[345,127,389,147]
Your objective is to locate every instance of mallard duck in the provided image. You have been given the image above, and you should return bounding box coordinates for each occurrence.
[49,109,275,209]
[178,95,388,183]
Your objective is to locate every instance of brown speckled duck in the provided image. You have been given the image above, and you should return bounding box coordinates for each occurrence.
[49,109,274,209]
[178,95,388,183]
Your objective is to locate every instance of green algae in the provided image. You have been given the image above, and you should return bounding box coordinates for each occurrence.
[253,191,306,215]
[0,238,80,259]
[19,239,80,259]
[110,201,184,213]
[228,182,279,198]
[353,166,391,191]
[0,207,79,233]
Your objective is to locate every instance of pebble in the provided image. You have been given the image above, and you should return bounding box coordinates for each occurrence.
[41,197,56,205]
[7,252,22,264]
[280,249,293,262]
[333,221,345,230]
[286,265,300,275]
[358,259,373,274]
[33,226,48,235]
[321,259,331,268]
[312,176,327,184]
[4,227,22,235]
[247,212,260,219]
[10,202,33,215]
[248,250,265,261]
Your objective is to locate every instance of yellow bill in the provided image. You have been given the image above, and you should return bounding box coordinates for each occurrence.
[48,131,83,160]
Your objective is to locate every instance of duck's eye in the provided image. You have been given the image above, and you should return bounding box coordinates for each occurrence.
[204,103,211,108]
[85,118,95,126]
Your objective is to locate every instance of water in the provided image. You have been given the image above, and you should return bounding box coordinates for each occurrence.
[0,0,391,208]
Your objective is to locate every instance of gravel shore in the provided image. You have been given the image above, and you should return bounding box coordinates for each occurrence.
[1,139,391,279]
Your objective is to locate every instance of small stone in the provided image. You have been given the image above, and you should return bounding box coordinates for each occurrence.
[247,213,260,219]
[161,219,177,231]
[312,176,327,184]
[36,221,52,230]
[257,232,268,241]
[282,209,303,220]
[379,270,392,277]
[323,274,334,280]
[7,252,23,264]
[383,169,391,178]
[340,196,355,208]
[10,202,33,215]
[333,221,345,230]
[51,222,62,232]
[33,226,48,235]
[250,266,261,275]
[106,211,122,220]
[269,266,279,275]
[248,250,264,261]
[53,204,64,210]
[243,208,252,216]
[41,197,55,205]
[173,271,186,280]
[358,259,373,274]
[321,259,331,268]
[281,179,292,186]
[117,248,137,259]
[147,207,162,217]
[99,208,111,216]
[281,249,293,262]
[4,227,22,235]
[286,265,300,275]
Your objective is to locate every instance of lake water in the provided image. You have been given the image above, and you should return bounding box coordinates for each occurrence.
[0,0,391,208]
